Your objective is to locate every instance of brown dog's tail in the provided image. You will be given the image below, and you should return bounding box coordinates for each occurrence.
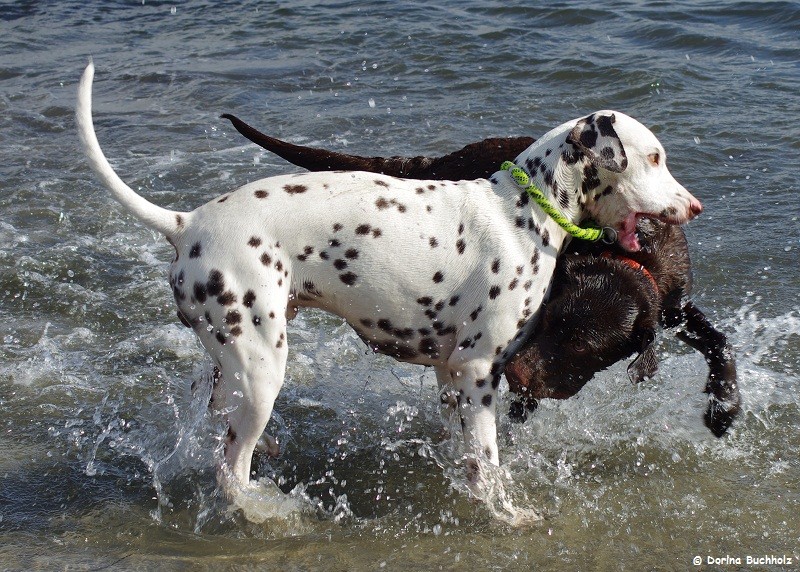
[220,113,402,173]
[221,113,534,180]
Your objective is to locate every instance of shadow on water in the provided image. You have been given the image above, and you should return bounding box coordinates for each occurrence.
[0,458,152,534]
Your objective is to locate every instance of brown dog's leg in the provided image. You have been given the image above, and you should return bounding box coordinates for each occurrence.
[675,302,740,436]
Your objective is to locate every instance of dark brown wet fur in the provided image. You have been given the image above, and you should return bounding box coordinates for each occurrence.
[222,114,740,437]
[222,113,534,181]
[504,219,740,437]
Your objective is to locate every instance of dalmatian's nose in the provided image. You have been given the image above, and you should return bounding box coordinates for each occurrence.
[689,197,703,218]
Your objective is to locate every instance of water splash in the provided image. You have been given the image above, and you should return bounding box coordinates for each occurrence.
[44,302,797,536]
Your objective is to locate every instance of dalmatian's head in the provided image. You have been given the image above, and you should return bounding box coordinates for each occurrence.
[568,111,702,251]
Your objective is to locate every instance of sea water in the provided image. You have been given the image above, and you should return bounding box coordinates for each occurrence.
[1,2,798,569]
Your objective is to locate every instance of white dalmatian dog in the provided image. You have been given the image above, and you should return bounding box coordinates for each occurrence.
[76,62,702,495]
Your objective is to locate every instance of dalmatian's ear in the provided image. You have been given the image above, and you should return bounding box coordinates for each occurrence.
[567,112,628,173]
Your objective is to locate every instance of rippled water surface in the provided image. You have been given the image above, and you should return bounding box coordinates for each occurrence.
[1,1,798,570]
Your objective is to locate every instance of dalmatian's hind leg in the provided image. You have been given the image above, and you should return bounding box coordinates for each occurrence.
[213,329,289,490]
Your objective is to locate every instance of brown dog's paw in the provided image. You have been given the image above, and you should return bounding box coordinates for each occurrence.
[704,394,740,437]
[508,398,538,423]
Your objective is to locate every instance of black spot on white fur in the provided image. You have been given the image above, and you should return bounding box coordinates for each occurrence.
[218,291,236,306]
[193,282,207,303]
[470,306,482,321]
[419,337,439,358]
[207,270,224,296]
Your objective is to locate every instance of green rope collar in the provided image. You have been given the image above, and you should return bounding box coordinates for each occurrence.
[501,160,614,243]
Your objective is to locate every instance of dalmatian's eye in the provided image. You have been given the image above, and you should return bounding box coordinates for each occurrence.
[647,152,661,166]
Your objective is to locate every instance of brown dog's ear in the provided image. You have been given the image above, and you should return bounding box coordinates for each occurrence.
[627,328,658,383]
[567,112,628,173]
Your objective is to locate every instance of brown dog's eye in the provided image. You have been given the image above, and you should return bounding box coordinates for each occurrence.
[572,340,588,353]
[648,152,660,166]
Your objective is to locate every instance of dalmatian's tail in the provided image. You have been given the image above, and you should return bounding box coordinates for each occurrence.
[76,60,187,238]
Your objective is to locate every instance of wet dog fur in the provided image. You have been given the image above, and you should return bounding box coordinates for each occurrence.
[222,114,740,436]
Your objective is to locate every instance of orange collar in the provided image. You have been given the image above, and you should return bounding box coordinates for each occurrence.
[601,252,659,293]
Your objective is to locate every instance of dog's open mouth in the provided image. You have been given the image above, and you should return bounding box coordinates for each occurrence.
[617,213,647,251]
[617,212,674,251]
[618,197,703,251]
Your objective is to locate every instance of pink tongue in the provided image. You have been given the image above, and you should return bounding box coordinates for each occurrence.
[618,213,641,251]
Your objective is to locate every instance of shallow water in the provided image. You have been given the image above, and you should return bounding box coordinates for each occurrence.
[1,1,798,570]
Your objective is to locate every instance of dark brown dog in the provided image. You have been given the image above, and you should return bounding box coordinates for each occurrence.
[221,114,740,437]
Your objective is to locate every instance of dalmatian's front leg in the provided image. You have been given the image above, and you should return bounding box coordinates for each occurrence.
[448,351,542,524]
[447,355,504,488]
[455,365,500,460]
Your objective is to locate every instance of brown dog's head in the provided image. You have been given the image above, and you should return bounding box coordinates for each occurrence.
[504,255,660,421]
